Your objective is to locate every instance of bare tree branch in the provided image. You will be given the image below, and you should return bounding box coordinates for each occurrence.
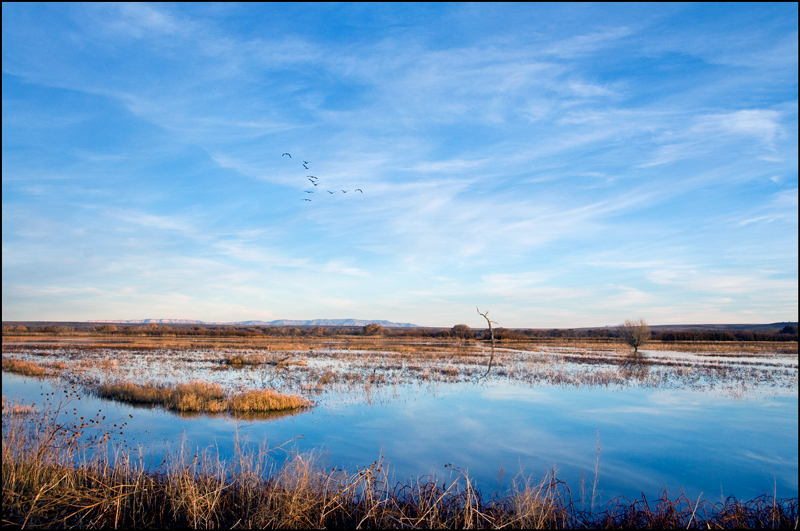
[476,307,498,347]
[477,307,499,379]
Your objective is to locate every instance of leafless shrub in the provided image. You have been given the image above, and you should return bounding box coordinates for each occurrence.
[363,323,386,336]
[618,319,651,354]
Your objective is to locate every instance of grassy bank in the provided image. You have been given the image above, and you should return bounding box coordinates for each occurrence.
[96,381,311,414]
[2,395,796,529]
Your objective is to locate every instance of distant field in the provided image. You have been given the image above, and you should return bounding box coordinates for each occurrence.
[2,331,797,355]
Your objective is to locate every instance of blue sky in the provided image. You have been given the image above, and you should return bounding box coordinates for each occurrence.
[2,3,797,328]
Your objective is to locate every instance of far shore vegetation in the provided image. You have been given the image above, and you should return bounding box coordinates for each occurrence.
[3,322,798,343]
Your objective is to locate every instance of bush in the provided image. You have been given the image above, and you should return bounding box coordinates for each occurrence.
[452,324,473,340]
[363,323,386,336]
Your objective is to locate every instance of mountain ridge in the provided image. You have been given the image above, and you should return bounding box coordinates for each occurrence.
[85,318,420,328]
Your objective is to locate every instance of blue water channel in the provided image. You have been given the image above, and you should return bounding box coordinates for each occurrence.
[3,372,797,504]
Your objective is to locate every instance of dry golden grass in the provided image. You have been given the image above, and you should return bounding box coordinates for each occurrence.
[229,389,311,412]
[1,358,48,377]
[5,332,795,356]
[97,381,311,414]
[97,381,172,405]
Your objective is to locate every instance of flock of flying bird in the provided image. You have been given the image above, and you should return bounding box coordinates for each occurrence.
[282,153,362,202]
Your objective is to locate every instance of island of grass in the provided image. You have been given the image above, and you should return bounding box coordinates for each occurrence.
[97,381,311,414]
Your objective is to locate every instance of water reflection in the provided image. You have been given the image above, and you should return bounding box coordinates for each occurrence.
[116,398,308,421]
[619,355,651,382]
[3,371,796,505]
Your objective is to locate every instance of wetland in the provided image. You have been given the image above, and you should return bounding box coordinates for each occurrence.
[3,332,798,528]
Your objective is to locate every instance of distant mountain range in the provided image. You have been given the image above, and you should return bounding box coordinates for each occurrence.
[85,318,420,328]
[14,320,793,331]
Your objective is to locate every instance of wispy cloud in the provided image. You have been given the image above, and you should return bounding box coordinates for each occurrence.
[2,4,796,325]
[546,27,633,58]
[693,110,783,148]
[648,269,797,298]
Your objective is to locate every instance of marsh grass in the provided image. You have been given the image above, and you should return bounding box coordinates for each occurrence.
[2,357,49,377]
[4,334,796,405]
[3,397,797,529]
[229,388,311,413]
[97,381,311,414]
[4,332,797,356]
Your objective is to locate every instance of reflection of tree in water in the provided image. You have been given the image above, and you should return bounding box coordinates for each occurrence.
[477,307,498,380]
[619,355,651,383]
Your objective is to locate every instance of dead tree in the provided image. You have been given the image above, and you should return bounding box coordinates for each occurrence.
[477,307,499,378]
[477,307,498,346]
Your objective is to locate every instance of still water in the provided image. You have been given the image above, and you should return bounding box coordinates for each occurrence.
[3,372,797,504]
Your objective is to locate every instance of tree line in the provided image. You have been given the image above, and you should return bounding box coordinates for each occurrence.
[3,323,797,342]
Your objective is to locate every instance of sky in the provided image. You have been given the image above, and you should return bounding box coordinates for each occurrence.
[2,3,798,328]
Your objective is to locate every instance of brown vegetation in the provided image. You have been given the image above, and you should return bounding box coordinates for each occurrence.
[222,353,265,366]
[2,358,48,377]
[4,320,798,345]
[97,381,311,414]
[3,397,797,529]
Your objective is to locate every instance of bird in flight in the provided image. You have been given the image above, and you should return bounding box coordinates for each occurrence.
[327,191,335,194]
[355,189,363,193]
[307,176,318,180]
[304,190,313,193]
[303,161,310,165]
[341,190,347,193]
[308,179,318,186]
[302,163,309,169]
[302,199,311,201]
[282,153,291,158]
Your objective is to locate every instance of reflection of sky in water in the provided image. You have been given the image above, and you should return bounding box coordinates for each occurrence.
[3,372,796,504]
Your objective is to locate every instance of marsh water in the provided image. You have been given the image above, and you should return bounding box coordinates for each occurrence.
[4,354,797,504]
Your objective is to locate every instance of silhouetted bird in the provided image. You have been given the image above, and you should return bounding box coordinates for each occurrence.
[282,153,291,158]
[355,189,363,193]
[303,163,309,169]
[327,191,335,194]
[304,191,313,193]
[303,161,310,164]
[341,190,347,193]
[308,179,318,186]
[307,176,318,180]
[302,199,311,201]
